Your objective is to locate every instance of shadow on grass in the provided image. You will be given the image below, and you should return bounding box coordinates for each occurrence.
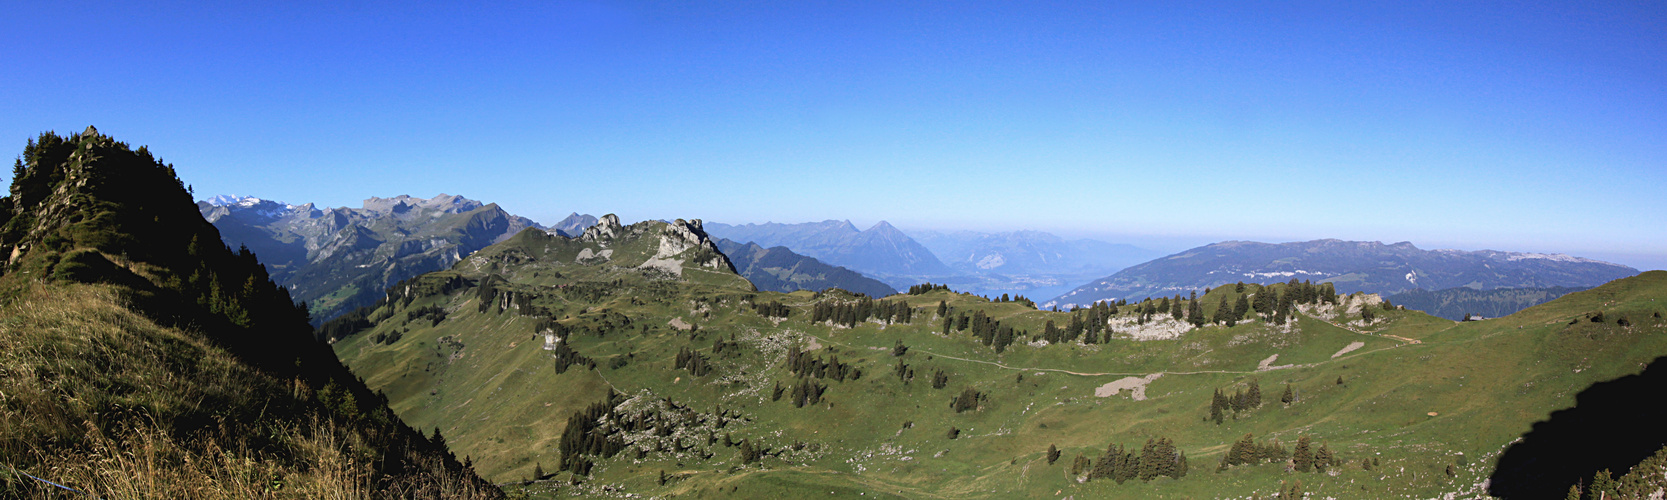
[1487,355,1667,499]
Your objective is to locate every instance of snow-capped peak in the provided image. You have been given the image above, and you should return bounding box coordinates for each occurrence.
[204,194,293,209]
[201,195,301,221]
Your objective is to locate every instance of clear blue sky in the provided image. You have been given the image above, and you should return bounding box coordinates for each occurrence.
[4,2,1663,269]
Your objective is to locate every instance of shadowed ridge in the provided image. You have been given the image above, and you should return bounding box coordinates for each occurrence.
[0,128,501,497]
[1488,355,1667,499]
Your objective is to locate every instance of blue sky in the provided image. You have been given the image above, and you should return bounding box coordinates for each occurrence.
[4,2,1664,269]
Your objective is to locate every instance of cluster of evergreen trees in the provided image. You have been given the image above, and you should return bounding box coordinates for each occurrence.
[1255,280,1340,326]
[1040,301,1116,344]
[752,300,790,318]
[1218,433,1290,470]
[735,438,765,464]
[895,358,915,384]
[535,316,569,337]
[990,293,1036,308]
[557,393,628,476]
[407,304,448,326]
[475,274,535,314]
[785,346,860,381]
[783,378,828,408]
[1217,433,1340,473]
[1209,380,1263,423]
[711,336,743,358]
[1291,436,1341,473]
[943,309,1026,353]
[810,297,914,327]
[908,282,951,295]
[1082,438,1189,483]
[370,329,403,345]
[319,307,376,341]
[931,369,950,389]
[318,272,468,339]
[551,339,595,374]
[673,346,712,376]
[950,387,983,413]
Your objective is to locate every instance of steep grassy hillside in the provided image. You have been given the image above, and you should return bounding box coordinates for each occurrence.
[0,128,499,498]
[334,206,1667,499]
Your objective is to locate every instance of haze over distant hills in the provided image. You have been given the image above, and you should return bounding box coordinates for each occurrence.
[714,238,896,298]
[1387,286,1592,322]
[704,220,951,277]
[549,212,598,238]
[200,194,541,322]
[704,221,1161,300]
[908,229,1154,276]
[1047,239,1639,309]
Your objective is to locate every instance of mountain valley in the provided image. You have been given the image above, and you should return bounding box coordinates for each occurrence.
[4,130,1664,500]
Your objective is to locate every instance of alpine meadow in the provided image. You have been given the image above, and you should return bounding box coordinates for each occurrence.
[4,3,1665,499]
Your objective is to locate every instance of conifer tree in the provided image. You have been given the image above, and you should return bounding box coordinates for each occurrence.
[1187,298,1204,326]
[1048,444,1061,465]
[1210,389,1227,424]
[1227,433,1256,466]
[1293,436,1314,473]
[1138,439,1160,481]
[1216,295,1233,325]
[1314,443,1334,473]
[1247,379,1262,408]
[1281,384,1295,405]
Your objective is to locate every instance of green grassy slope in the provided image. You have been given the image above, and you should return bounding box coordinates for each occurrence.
[335,215,1667,499]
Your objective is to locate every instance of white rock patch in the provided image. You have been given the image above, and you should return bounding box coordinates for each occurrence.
[1106,316,1194,341]
[1094,374,1163,400]
[1331,341,1366,359]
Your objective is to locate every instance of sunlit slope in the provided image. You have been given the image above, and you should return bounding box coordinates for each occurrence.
[335,220,1667,500]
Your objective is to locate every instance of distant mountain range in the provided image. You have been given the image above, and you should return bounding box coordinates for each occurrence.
[549,212,598,237]
[1388,286,1591,321]
[704,220,950,277]
[908,229,1155,276]
[1046,239,1639,308]
[714,238,897,298]
[703,220,1165,300]
[200,194,541,322]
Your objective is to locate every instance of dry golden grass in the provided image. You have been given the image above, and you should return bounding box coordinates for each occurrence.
[0,282,495,499]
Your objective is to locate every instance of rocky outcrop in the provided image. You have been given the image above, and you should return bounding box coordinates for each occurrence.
[580,214,623,243]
